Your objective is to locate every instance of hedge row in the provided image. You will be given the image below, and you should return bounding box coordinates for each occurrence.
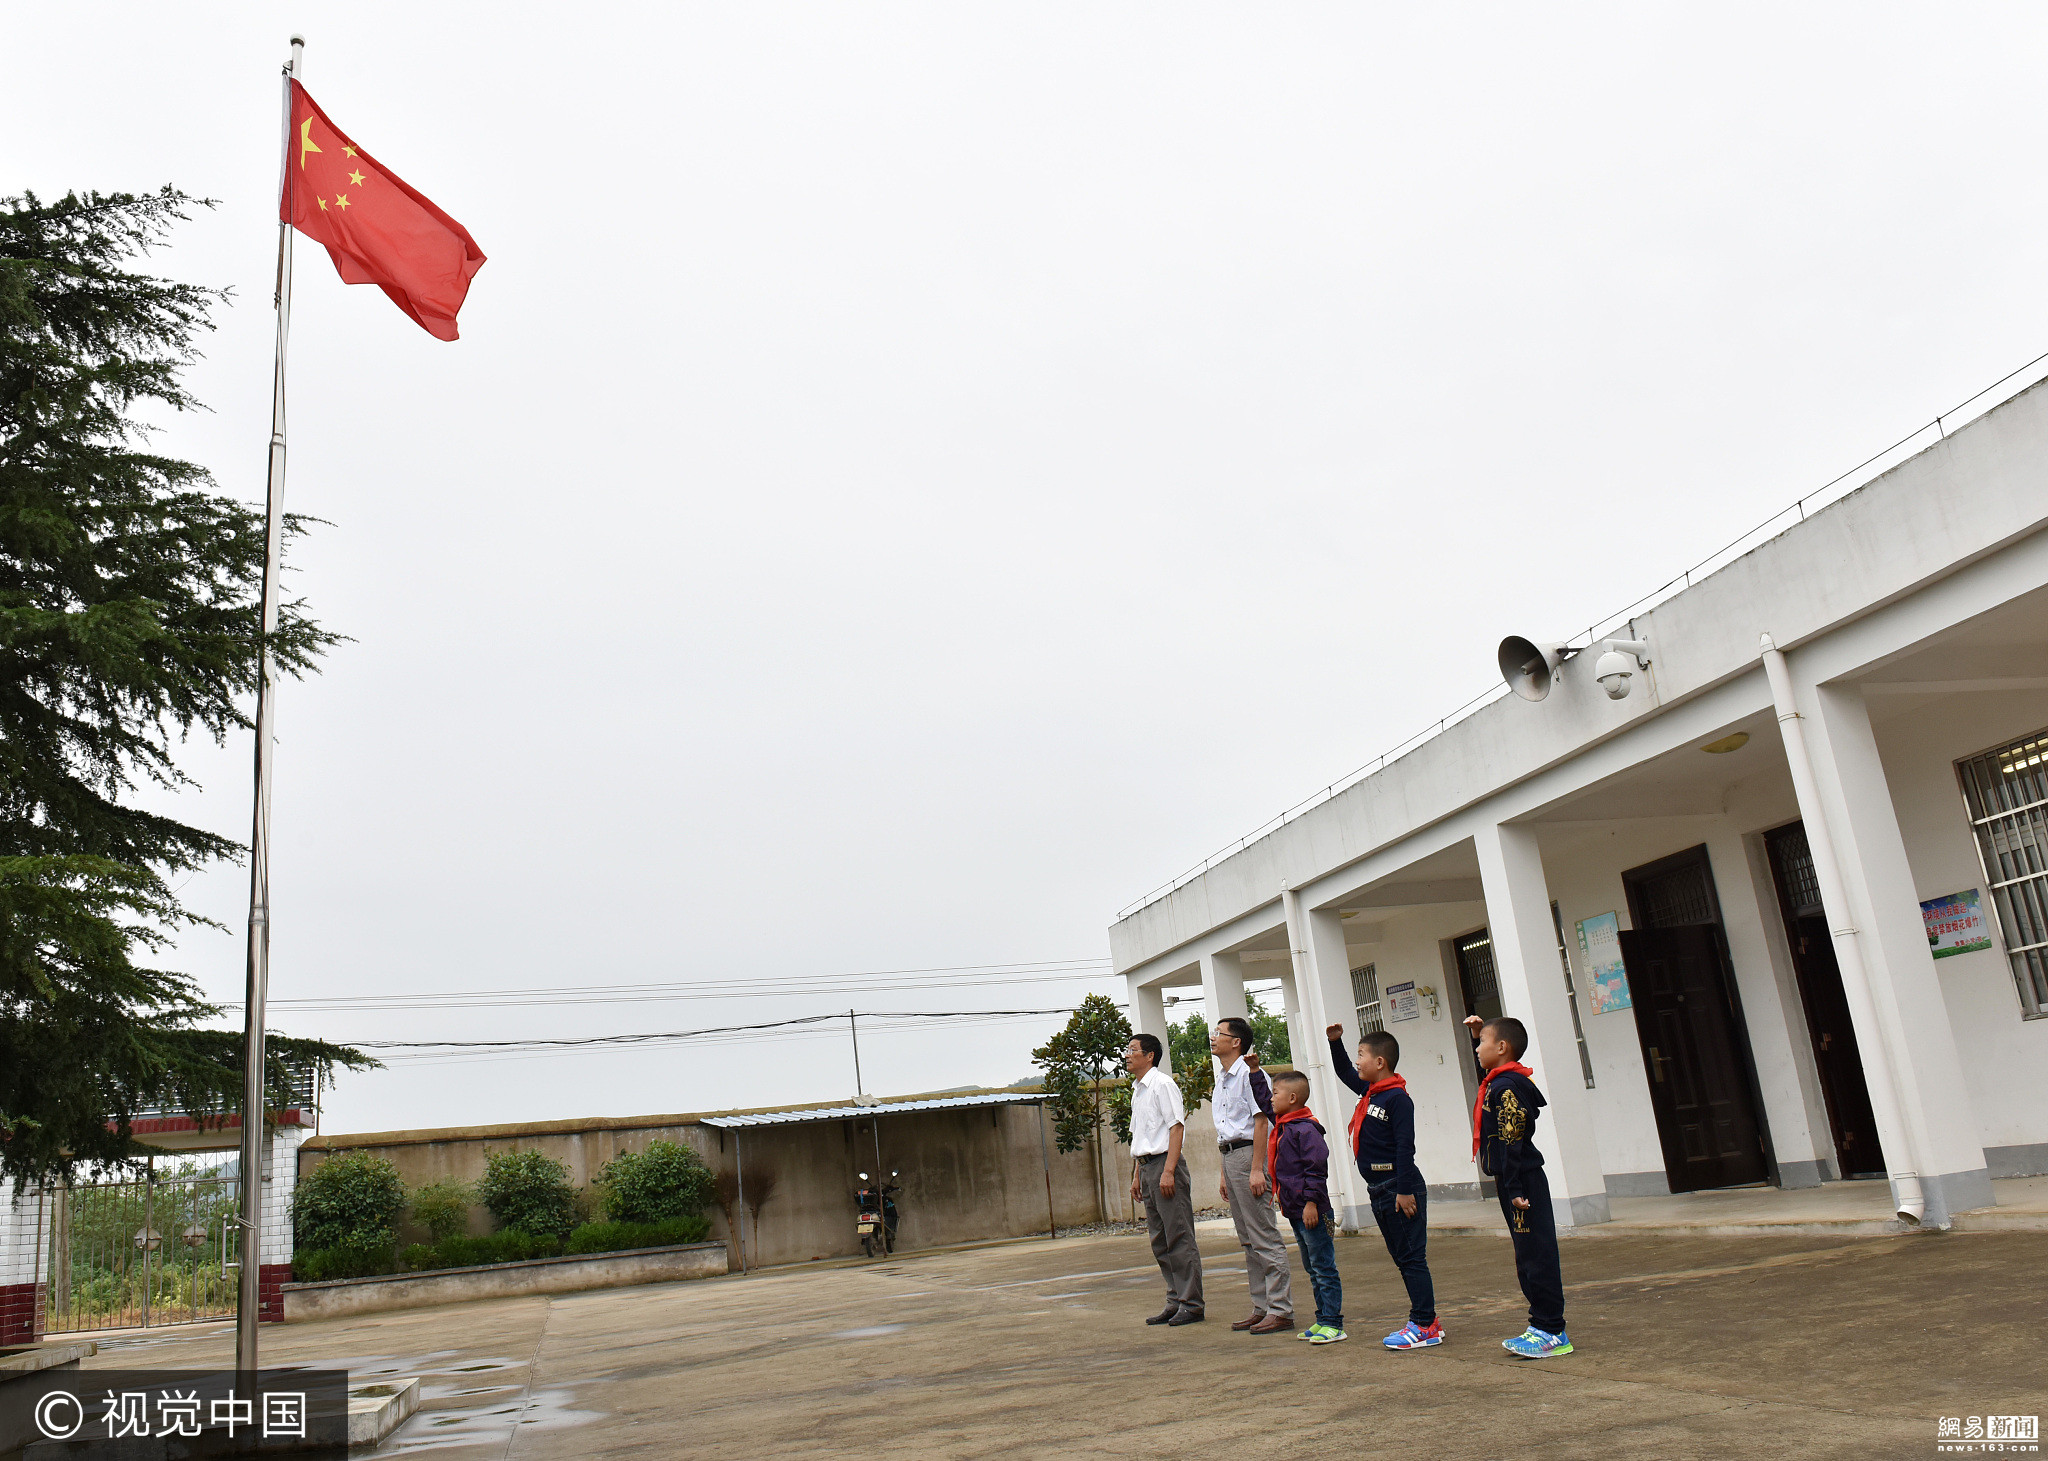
[291,1141,716,1283]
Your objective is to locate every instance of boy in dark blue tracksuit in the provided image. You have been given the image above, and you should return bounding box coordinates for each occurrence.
[1328,1023,1442,1349]
[1464,1013,1572,1359]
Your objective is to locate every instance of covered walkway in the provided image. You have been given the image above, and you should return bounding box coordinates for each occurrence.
[1116,375,2048,1236]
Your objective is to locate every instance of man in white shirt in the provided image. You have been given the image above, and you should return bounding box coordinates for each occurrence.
[1210,1016,1294,1334]
[1126,1032,1203,1326]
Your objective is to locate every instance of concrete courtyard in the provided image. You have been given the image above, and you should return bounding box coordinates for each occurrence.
[76,1226,2044,1459]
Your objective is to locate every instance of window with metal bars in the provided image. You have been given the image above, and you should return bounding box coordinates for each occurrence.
[1453,931,1500,1021]
[1351,963,1383,1034]
[1633,864,1718,928]
[1451,924,1594,1086]
[1957,728,2048,1017]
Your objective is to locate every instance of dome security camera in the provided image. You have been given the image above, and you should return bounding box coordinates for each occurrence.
[1595,649,1636,699]
[1592,638,1651,700]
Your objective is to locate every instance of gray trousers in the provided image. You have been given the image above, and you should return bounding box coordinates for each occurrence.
[1138,1152,1203,1314]
[1221,1143,1293,1317]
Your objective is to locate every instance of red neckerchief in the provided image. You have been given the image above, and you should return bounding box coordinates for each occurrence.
[1268,1106,1319,1189]
[1472,1062,1534,1155]
[1347,1073,1407,1151]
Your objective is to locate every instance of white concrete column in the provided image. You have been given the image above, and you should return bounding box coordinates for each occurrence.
[1474,822,1612,1227]
[1282,890,1366,1228]
[1717,827,1837,1187]
[1130,983,1172,1076]
[1805,680,1992,1222]
[1200,951,1249,1084]
[1276,970,1303,1070]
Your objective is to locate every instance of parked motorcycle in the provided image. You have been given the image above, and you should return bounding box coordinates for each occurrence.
[855,1171,901,1257]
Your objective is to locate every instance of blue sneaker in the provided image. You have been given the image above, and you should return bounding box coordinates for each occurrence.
[1502,1326,1573,1359]
[1384,1319,1444,1349]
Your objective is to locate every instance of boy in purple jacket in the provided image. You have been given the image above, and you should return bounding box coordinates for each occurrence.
[1267,1071,1346,1345]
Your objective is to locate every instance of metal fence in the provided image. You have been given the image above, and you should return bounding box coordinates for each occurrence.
[34,1168,242,1334]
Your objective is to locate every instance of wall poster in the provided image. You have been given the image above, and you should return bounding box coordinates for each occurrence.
[1576,910,1631,1013]
[1921,888,1993,959]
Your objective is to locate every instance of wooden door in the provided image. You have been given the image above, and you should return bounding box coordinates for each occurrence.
[1764,822,1886,1177]
[1619,846,1772,1193]
[1617,924,1770,1190]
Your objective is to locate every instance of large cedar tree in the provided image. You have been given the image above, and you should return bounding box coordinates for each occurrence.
[1,188,372,1185]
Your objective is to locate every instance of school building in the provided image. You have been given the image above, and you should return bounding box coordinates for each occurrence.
[1112,378,2048,1234]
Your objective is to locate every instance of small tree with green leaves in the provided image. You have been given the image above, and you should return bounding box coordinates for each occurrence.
[476,1149,579,1239]
[599,1140,714,1225]
[1032,994,1131,1222]
[407,1180,473,1242]
[293,1151,406,1278]
[1168,1010,1213,1110]
[1246,991,1292,1065]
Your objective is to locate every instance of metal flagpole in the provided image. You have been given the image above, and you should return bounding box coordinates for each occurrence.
[236,32,304,1378]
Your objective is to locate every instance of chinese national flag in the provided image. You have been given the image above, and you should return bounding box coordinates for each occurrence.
[281,81,485,340]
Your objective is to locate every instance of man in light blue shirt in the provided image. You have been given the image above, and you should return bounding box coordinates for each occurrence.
[1210,1016,1293,1333]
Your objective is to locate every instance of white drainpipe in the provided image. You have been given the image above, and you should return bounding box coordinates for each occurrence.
[1759,634,1927,1225]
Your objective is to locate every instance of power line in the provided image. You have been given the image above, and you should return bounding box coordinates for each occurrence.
[354,1007,1091,1052]
[225,958,1117,1012]
[352,1007,1097,1069]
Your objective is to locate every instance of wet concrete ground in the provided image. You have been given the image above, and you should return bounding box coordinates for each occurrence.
[77,1228,2047,1458]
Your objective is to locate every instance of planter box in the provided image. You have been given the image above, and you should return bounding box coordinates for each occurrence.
[1,1343,97,1455]
[281,1241,728,1323]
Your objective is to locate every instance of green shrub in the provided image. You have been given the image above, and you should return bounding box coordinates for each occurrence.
[428,1230,562,1268]
[564,1216,710,1254]
[475,1149,579,1239]
[293,1151,407,1252]
[399,1243,436,1272]
[292,1242,397,1283]
[599,1140,715,1225]
[408,1180,474,1242]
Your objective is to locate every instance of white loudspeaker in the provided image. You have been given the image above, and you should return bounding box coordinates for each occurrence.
[1498,636,1568,702]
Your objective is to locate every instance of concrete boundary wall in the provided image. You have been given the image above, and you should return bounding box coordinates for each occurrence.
[281,1242,728,1322]
[300,1087,1230,1267]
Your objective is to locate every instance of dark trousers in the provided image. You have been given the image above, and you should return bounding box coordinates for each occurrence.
[1497,1166,1565,1334]
[1368,1180,1436,1326]
[1139,1154,1203,1314]
[1285,1212,1342,1328]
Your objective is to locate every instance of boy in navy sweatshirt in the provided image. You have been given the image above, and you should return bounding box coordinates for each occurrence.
[1464,1013,1572,1359]
[1328,1023,1442,1350]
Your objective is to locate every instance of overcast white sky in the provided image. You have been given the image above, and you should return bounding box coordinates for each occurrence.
[11,4,2048,1135]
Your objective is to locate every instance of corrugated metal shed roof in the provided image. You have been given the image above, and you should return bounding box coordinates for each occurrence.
[700,1091,1044,1129]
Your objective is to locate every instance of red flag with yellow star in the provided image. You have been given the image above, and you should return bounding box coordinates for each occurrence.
[281,81,485,340]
